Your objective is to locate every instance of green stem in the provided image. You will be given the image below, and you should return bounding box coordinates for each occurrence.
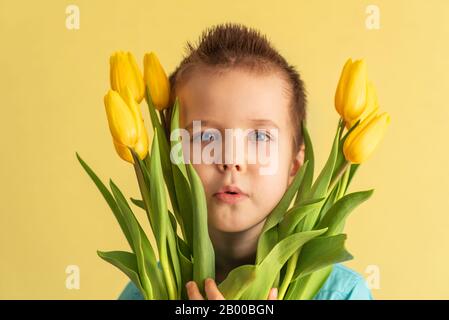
[336,165,351,200]
[133,159,153,230]
[132,154,177,300]
[278,250,300,300]
[160,244,177,300]
[338,117,345,140]
[327,160,350,197]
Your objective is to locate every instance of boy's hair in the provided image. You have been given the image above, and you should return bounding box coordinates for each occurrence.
[162,22,307,153]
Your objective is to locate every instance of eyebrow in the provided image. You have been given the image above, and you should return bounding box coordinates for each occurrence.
[183,120,221,131]
[183,119,280,131]
[247,119,280,128]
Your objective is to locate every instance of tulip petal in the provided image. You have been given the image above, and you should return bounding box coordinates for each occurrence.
[335,58,353,116]
[122,86,144,137]
[343,112,390,163]
[144,52,170,111]
[104,90,138,147]
[113,139,134,163]
[134,126,150,160]
[110,51,145,103]
[343,59,367,121]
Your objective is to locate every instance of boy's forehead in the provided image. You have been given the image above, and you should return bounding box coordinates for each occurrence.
[178,68,290,128]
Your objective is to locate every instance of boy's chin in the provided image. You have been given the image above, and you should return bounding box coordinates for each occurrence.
[211,224,252,233]
[209,217,265,234]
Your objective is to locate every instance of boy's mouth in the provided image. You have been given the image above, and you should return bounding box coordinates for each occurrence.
[213,185,248,204]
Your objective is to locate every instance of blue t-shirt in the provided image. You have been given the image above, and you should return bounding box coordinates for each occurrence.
[118,263,373,300]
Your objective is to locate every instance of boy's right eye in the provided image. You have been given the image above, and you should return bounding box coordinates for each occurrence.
[192,130,221,143]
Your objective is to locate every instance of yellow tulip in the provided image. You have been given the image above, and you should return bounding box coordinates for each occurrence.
[343,110,391,164]
[335,58,368,123]
[110,51,145,103]
[143,52,170,110]
[346,81,379,130]
[104,87,149,163]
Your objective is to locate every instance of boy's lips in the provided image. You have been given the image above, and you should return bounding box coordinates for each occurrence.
[213,185,248,204]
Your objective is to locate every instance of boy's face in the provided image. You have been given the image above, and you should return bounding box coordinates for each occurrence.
[177,67,304,234]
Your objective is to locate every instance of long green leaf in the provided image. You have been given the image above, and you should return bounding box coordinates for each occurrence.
[316,178,341,225]
[331,119,360,183]
[186,163,215,294]
[278,197,326,239]
[170,99,194,249]
[145,86,180,225]
[317,190,374,236]
[256,160,309,264]
[293,234,353,280]
[218,265,257,300]
[295,121,314,205]
[286,234,353,300]
[241,228,328,299]
[148,130,178,300]
[76,153,134,251]
[130,198,145,210]
[301,122,341,230]
[285,266,333,300]
[345,163,360,194]
[110,180,153,299]
[129,151,169,299]
[97,251,146,298]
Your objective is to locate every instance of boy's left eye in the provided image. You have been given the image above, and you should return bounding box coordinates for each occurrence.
[248,130,271,142]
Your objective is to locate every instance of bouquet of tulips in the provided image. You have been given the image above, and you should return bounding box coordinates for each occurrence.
[76,52,390,300]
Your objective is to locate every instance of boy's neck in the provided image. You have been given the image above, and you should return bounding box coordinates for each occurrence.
[209,218,266,284]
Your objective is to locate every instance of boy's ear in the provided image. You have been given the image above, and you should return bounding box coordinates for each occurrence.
[288,143,305,183]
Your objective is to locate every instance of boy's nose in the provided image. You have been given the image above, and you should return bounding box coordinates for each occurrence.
[217,163,245,173]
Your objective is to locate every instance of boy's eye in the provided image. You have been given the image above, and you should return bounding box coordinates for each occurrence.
[192,130,221,142]
[248,129,271,142]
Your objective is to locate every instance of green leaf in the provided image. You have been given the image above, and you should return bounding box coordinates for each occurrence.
[148,131,168,251]
[286,233,354,300]
[177,240,193,300]
[186,162,215,294]
[166,214,183,299]
[278,197,326,239]
[148,130,178,300]
[168,210,178,234]
[293,234,353,281]
[301,122,341,230]
[241,228,328,299]
[285,265,333,300]
[316,175,343,226]
[317,190,374,236]
[170,99,193,249]
[129,151,169,299]
[332,119,360,184]
[256,160,309,264]
[97,251,147,298]
[345,163,360,194]
[145,86,179,226]
[295,121,314,205]
[218,265,257,300]
[110,180,153,299]
[130,198,145,210]
[76,152,134,251]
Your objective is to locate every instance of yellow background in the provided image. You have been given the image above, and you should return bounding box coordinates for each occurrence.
[1,0,448,299]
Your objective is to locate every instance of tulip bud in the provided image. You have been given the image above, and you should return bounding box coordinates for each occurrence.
[335,58,368,123]
[104,90,139,147]
[143,52,170,110]
[346,81,379,130]
[104,88,149,164]
[343,111,391,164]
[110,51,145,103]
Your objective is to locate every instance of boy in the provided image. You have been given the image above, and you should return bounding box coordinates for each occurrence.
[119,23,373,300]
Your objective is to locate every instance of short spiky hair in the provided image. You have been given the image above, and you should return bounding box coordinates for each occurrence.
[162,22,307,152]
